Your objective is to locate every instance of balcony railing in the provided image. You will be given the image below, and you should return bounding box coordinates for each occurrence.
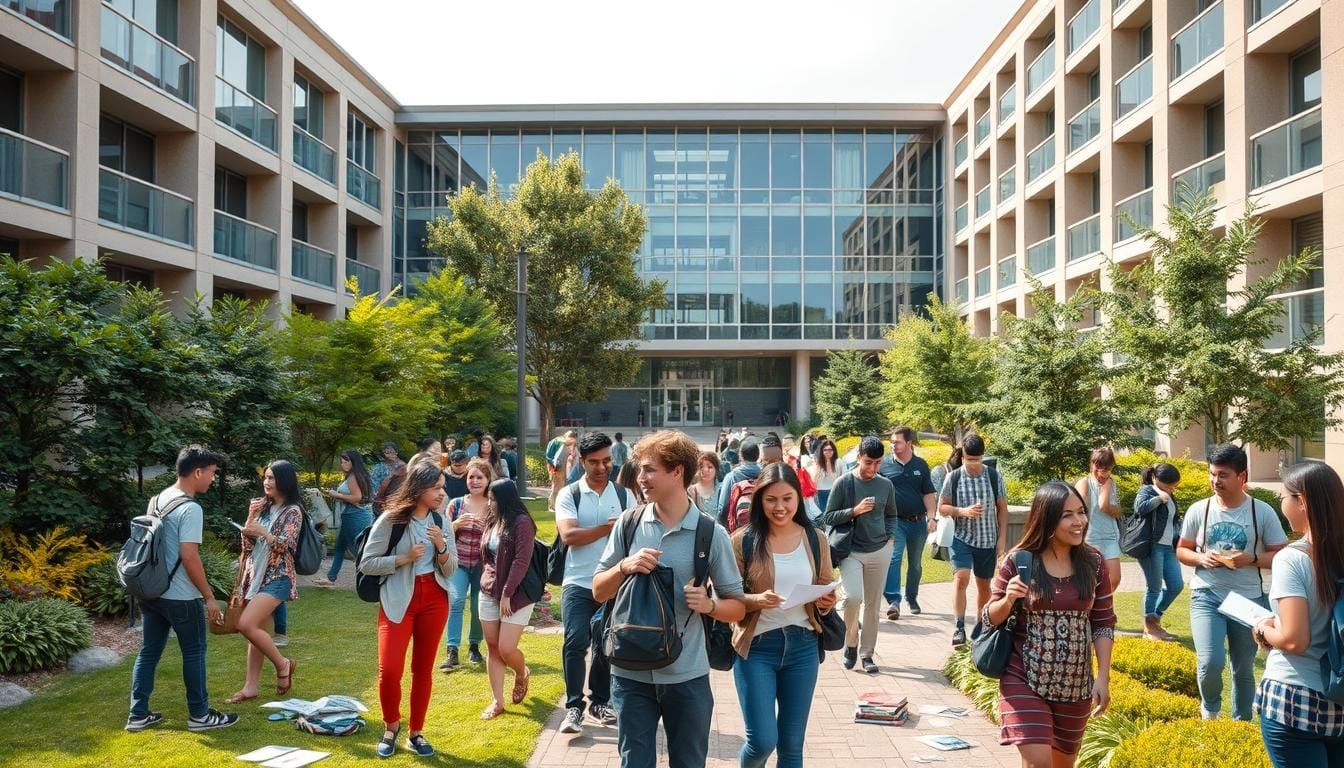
[999,84,1017,123]
[3,0,69,38]
[100,2,194,105]
[294,126,337,185]
[1251,0,1294,24]
[955,203,968,233]
[1171,1,1223,81]
[347,161,381,209]
[346,258,381,295]
[1068,98,1101,153]
[954,135,968,167]
[1251,105,1322,190]
[1114,188,1153,242]
[999,255,1018,289]
[1027,135,1056,182]
[97,166,193,246]
[1115,56,1154,120]
[1068,214,1102,261]
[975,111,991,146]
[1067,0,1101,55]
[1027,235,1056,274]
[955,277,968,304]
[1027,41,1057,97]
[975,267,991,298]
[0,128,68,209]
[975,184,991,218]
[215,78,276,153]
[292,240,335,288]
[1266,290,1324,348]
[214,210,276,270]
[999,166,1016,202]
[1171,152,1226,205]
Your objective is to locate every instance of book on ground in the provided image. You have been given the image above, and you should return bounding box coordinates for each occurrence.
[237,747,298,763]
[260,750,330,768]
[857,692,908,708]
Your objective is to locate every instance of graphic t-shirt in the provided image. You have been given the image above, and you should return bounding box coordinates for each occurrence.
[1180,494,1288,598]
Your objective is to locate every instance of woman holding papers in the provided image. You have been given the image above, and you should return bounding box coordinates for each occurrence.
[730,463,838,768]
[1252,462,1344,767]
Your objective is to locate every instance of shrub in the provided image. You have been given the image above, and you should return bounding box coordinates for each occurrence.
[0,578,48,603]
[1111,718,1269,768]
[199,546,239,599]
[79,554,129,616]
[1107,670,1200,722]
[0,597,94,673]
[1110,636,1200,698]
[1077,711,1147,768]
[524,452,550,486]
[0,526,106,601]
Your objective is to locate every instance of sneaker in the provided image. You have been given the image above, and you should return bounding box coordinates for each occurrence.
[908,598,922,615]
[440,647,460,673]
[187,709,239,732]
[125,712,163,732]
[885,602,901,621]
[588,702,617,726]
[377,727,400,759]
[406,734,435,756]
[312,577,336,587]
[842,646,858,670]
[559,707,584,735]
[951,627,967,646]
[861,657,879,675]
[272,634,289,648]
[468,644,484,664]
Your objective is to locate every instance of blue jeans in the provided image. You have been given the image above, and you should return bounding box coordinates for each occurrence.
[446,562,483,649]
[272,602,287,634]
[129,598,208,719]
[1190,588,1266,720]
[1262,715,1344,768]
[1139,543,1184,618]
[327,508,373,581]
[733,626,819,768]
[611,674,713,768]
[562,585,611,710]
[815,489,830,511]
[883,517,929,605]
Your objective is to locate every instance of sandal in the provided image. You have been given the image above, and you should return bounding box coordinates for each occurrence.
[276,658,296,696]
[480,703,505,720]
[224,691,257,705]
[511,667,530,705]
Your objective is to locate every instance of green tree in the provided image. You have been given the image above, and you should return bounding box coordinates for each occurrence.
[976,285,1151,484]
[1105,191,1344,449]
[813,349,888,437]
[425,151,663,447]
[879,295,995,444]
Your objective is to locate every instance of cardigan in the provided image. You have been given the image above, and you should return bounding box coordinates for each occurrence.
[1133,484,1182,549]
[730,523,834,659]
[358,510,458,623]
[479,514,538,609]
[238,503,302,601]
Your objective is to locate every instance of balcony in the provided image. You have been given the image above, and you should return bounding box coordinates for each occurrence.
[1171,1,1223,82]
[1068,98,1101,153]
[294,127,337,186]
[975,184,991,219]
[347,161,381,209]
[214,210,276,270]
[215,78,276,153]
[1067,0,1101,55]
[3,0,69,38]
[1266,290,1324,348]
[97,167,193,246]
[1028,236,1056,274]
[1250,0,1294,26]
[999,166,1016,201]
[1114,188,1153,242]
[999,84,1017,123]
[1171,152,1226,205]
[955,203,969,233]
[974,267,991,298]
[954,135,968,167]
[999,255,1018,289]
[1250,105,1322,190]
[975,111,991,147]
[1115,56,1154,120]
[100,2,194,105]
[0,128,68,209]
[1027,135,1056,182]
[346,258,381,295]
[292,240,335,288]
[1068,214,1102,261]
[1027,41,1057,97]
[955,277,968,305]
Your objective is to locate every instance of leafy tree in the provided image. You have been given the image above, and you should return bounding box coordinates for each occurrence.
[813,349,888,437]
[1104,191,1344,449]
[975,284,1151,484]
[879,295,995,444]
[425,151,663,448]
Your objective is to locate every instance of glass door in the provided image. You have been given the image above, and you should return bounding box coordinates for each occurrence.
[684,386,702,426]
[664,386,683,426]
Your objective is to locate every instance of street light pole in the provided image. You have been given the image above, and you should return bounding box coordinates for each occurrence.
[515,248,528,492]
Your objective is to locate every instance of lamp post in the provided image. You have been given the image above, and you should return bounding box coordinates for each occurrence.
[515,247,528,491]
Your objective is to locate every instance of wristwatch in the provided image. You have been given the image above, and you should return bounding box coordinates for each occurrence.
[436,544,448,556]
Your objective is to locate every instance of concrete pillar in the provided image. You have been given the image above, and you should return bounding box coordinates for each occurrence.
[792,350,811,421]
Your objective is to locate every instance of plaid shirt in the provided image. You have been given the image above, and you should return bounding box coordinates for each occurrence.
[448,497,486,569]
[944,467,1006,549]
[1257,677,1344,737]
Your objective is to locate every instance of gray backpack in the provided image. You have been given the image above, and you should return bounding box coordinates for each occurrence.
[117,494,194,600]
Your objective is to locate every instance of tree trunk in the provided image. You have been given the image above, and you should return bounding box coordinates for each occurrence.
[538,397,554,451]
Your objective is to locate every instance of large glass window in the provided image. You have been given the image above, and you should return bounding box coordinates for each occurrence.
[217,17,265,100]
[110,0,178,43]
[584,129,613,188]
[293,74,324,139]
[347,111,376,171]
[0,68,19,133]
[1292,46,1321,113]
[99,114,155,181]
[490,129,520,191]
[214,167,246,217]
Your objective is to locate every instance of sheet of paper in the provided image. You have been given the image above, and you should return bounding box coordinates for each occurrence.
[260,750,330,768]
[779,581,838,610]
[916,735,972,751]
[1218,591,1273,628]
[237,746,298,762]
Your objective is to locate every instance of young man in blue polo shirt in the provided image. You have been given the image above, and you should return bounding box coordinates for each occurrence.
[879,426,937,620]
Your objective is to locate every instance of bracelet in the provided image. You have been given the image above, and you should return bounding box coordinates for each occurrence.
[436,545,448,556]
[707,596,718,616]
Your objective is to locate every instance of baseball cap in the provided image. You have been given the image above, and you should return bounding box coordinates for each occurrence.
[449,450,469,463]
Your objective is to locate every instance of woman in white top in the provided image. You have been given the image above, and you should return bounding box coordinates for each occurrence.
[688,450,720,518]
[1076,447,1123,592]
[477,434,511,479]
[807,438,842,512]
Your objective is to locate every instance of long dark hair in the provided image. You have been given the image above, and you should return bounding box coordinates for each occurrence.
[1017,481,1099,601]
[816,439,838,473]
[617,461,644,503]
[1141,463,1180,486]
[341,449,372,503]
[384,461,446,523]
[1281,462,1344,606]
[486,478,530,539]
[746,463,812,570]
[479,434,505,475]
[265,460,305,512]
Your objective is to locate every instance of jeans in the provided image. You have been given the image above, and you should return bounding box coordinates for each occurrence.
[1139,544,1184,618]
[838,539,893,657]
[1262,715,1344,768]
[272,602,287,634]
[561,585,611,711]
[815,489,830,511]
[327,508,374,580]
[732,626,819,768]
[129,597,208,718]
[446,562,483,649]
[883,517,929,605]
[610,674,713,768]
[1190,588,1266,720]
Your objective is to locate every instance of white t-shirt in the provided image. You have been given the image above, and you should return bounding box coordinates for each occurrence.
[554,478,634,590]
[754,541,813,635]
[1180,494,1288,598]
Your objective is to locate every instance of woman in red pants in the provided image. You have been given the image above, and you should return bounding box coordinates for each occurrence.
[359,461,458,758]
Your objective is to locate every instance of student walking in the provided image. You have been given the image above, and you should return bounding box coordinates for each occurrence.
[314,449,374,586]
[441,458,493,672]
[1077,448,1123,593]
[479,479,539,720]
[879,426,937,619]
[546,430,578,510]
[359,461,459,757]
[988,481,1116,768]
[688,450,721,518]
[1132,463,1184,641]
[808,438,841,512]
[938,434,1008,646]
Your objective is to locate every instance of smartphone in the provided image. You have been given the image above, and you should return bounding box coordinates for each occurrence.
[863,496,875,505]
[1017,561,1032,582]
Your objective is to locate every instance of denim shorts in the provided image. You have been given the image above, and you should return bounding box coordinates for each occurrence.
[951,538,997,579]
[256,576,292,601]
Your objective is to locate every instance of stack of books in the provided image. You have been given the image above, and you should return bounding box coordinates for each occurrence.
[853,692,908,726]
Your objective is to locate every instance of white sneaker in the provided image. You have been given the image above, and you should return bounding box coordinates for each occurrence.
[272,634,289,648]
[559,707,584,735]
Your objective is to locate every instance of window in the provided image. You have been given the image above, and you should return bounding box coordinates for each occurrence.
[1138,24,1152,59]
[293,74,324,139]
[0,68,19,133]
[1292,214,1324,291]
[105,262,154,287]
[217,17,266,100]
[346,225,358,260]
[99,115,155,182]
[1204,101,1224,156]
[214,167,246,218]
[347,112,376,171]
[292,201,309,243]
[1090,172,1101,213]
[1087,70,1101,101]
[1291,46,1321,113]
[1143,141,1154,187]
[109,0,178,43]
[1044,108,1055,136]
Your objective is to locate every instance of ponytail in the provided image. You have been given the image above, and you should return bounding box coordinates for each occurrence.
[1141,466,1156,485]
[1144,463,1181,487]
[947,448,964,471]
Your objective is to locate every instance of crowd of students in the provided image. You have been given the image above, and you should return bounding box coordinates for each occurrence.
[125,430,1344,768]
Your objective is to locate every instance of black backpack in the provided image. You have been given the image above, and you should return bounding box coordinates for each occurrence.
[546,481,629,587]
[353,511,444,603]
[520,535,550,604]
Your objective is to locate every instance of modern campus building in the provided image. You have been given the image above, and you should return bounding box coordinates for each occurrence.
[0,0,1337,474]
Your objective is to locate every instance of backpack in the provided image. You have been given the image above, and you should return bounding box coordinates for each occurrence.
[546,481,630,586]
[725,476,758,533]
[292,506,326,576]
[1319,567,1344,703]
[520,534,550,604]
[353,511,444,603]
[117,494,195,600]
[943,465,1001,507]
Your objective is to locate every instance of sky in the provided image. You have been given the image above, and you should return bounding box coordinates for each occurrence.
[291,0,1022,107]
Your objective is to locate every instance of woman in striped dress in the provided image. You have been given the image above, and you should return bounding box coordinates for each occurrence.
[984,481,1116,767]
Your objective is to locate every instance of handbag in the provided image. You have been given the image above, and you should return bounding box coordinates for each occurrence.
[970,550,1033,678]
[209,566,246,636]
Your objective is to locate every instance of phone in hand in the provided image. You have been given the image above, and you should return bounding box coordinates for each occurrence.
[1016,560,1032,582]
[863,496,875,505]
